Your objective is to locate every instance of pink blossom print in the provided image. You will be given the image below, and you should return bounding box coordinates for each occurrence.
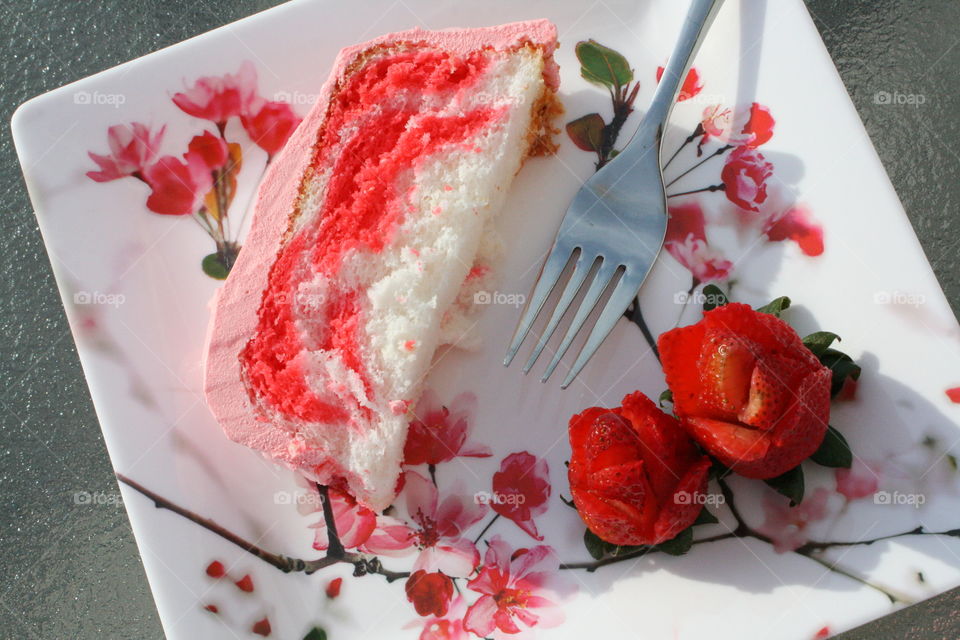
[656,65,703,102]
[86,122,165,182]
[143,131,228,216]
[700,102,775,148]
[404,391,491,466]
[241,99,302,158]
[405,595,471,640]
[406,570,455,617]
[757,488,832,553]
[736,102,776,148]
[490,452,551,540]
[405,471,486,577]
[835,459,881,501]
[172,60,258,124]
[721,147,774,212]
[763,203,825,257]
[464,535,569,639]
[701,104,734,145]
[665,201,733,283]
[360,513,417,557]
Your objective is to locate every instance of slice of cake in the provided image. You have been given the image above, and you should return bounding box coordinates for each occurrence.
[203,21,561,510]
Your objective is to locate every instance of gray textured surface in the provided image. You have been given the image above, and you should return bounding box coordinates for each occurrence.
[0,1,957,638]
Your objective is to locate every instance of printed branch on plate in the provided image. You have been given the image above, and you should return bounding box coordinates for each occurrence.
[559,471,960,604]
[117,473,409,581]
[117,393,570,638]
[117,370,960,620]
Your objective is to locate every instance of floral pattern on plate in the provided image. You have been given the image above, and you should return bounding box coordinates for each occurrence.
[13,1,960,638]
[85,62,301,279]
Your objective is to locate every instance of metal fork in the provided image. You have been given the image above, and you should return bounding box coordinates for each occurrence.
[504,0,725,388]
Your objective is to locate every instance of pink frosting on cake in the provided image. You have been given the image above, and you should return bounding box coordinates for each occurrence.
[203,20,558,503]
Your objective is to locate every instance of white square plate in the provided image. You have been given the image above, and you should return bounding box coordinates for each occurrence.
[13,0,960,638]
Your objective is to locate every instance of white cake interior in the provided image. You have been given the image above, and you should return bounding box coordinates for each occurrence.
[244,45,549,509]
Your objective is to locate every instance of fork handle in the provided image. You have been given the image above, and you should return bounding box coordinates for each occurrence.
[635,0,725,143]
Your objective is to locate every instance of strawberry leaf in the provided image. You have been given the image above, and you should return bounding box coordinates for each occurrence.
[566,113,606,152]
[693,507,719,526]
[810,425,852,468]
[710,460,732,480]
[756,296,791,316]
[583,528,644,559]
[304,628,327,640]
[658,389,674,408]
[654,525,694,556]
[702,284,728,311]
[764,465,804,506]
[803,331,841,356]
[583,528,617,559]
[576,40,634,88]
[819,347,862,397]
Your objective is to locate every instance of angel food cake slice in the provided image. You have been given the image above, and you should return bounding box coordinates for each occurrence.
[204,21,561,510]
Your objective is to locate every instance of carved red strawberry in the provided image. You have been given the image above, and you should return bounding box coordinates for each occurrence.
[568,392,712,546]
[659,303,831,478]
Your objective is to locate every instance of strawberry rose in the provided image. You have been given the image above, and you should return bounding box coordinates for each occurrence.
[568,392,712,546]
[658,303,832,479]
